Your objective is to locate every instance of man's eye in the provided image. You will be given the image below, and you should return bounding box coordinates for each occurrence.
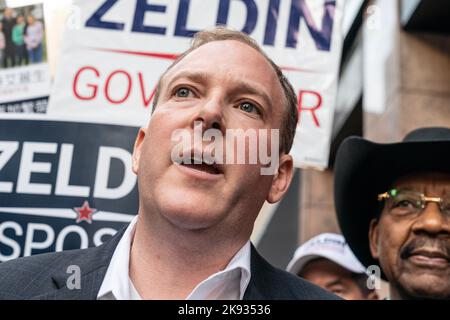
[329,286,346,295]
[175,87,192,98]
[239,102,260,115]
[393,199,418,208]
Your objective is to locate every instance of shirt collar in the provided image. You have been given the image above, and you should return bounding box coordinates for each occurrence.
[186,241,251,300]
[97,215,138,300]
[97,216,251,300]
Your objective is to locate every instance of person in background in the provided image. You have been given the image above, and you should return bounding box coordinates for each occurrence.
[24,14,43,63]
[334,127,450,300]
[0,22,5,68]
[1,8,16,68]
[12,14,26,66]
[287,233,379,300]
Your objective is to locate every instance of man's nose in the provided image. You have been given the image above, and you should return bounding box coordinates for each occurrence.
[412,202,450,236]
[190,96,224,133]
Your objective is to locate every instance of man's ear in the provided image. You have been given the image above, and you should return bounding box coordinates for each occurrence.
[132,128,147,174]
[266,154,294,203]
[368,218,380,260]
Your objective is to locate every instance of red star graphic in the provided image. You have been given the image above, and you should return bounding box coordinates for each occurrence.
[74,201,97,224]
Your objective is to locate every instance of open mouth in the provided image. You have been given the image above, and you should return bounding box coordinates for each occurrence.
[173,150,223,177]
[181,162,221,175]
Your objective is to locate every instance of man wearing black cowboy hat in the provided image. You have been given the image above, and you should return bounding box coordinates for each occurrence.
[334,127,450,300]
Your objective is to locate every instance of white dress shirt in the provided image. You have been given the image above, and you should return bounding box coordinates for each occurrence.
[97,216,252,300]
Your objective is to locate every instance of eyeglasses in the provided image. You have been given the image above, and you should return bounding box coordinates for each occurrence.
[377,189,450,219]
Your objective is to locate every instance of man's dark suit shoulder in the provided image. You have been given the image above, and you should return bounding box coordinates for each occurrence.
[0,228,120,300]
[246,246,341,300]
[0,247,101,299]
[261,266,341,300]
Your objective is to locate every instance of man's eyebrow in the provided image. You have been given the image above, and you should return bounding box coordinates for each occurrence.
[166,71,210,87]
[229,81,274,111]
[165,71,274,110]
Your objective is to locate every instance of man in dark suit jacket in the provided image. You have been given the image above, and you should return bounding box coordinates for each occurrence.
[0,27,338,300]
[0,226,337,299]
[1,8,16,68]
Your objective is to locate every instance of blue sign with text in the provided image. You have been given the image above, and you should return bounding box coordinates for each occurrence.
[0,120,139,261]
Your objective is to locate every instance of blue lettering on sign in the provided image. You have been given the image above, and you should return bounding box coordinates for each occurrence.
[286,0,335,50]
[84,0,336,51]
[217,0,258,34]
[85,0,125,30]
[174,0,199,38]
[0,120,140,261]
[132,0,167,35]
[263,0,280,46]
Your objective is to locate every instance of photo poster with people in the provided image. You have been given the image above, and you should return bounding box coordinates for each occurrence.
[0,3,51,113]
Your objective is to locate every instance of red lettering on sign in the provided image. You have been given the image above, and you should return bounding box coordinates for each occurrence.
[298,90,322,128]
[138,73,157,108]
[73,66,100,100]
[72,66,158,108]
[104,70,132,104]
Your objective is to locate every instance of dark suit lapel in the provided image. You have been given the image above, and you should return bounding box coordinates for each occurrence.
[243,245,274,300]
[29,227,127,300]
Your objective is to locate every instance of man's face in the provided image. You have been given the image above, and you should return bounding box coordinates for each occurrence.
[4,8,13,19]
[132,40,292,234]
[369,172,450,299]
[300,258,374,300]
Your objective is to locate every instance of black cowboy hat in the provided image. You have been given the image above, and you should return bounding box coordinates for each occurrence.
[334,127,450,275]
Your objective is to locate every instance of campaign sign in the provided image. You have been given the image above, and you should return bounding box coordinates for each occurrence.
[0,119,139,262]
[48,0,345,169]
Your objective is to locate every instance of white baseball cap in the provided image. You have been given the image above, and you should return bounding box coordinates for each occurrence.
[286,233,366,275]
